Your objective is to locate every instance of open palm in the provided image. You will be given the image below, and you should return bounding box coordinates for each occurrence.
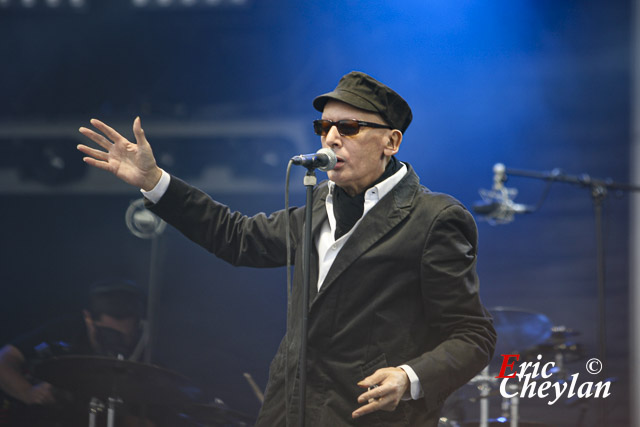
[77,117,162,191]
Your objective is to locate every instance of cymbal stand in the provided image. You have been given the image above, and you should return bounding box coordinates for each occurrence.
[495,165,640,426]
[479,367,490,427]
[89,397,104,427]
[469,366,497,427]
[107,396,122,427]
[87,395,122,427]
[498,382,520,427]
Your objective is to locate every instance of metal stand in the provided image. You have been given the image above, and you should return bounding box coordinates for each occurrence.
[88,396,121,427]
[469,366,497,427]
[89,397,103,427]
[497,165,640,426]
[478,367,490,427]
[124,198,166,364]
[508,386,519,427]
[298,169,316,427]
[107,397,117,427]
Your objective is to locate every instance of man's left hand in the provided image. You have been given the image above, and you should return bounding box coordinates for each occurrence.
[352,367,409,419]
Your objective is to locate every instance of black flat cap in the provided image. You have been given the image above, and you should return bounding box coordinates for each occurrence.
[313,71,413,133]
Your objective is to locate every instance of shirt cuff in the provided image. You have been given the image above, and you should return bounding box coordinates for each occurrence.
[398,364,424,400]
[140,169,170,204]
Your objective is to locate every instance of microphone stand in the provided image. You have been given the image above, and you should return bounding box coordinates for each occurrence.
[498,165,640,425]
[124,199,167,364]
[298,168,316,427]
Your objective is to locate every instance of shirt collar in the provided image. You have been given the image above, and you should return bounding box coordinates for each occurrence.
[327,162,408,202]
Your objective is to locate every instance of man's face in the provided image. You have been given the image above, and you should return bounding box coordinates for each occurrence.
[320,100,401,196]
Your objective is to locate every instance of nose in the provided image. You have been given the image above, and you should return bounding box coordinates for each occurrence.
[323,124,342,148]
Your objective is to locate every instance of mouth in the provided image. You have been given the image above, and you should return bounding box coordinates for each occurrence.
[334,156,345,169]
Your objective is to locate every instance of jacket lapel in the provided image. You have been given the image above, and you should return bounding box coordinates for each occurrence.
[309,167,419,311]
[306,185,329,305]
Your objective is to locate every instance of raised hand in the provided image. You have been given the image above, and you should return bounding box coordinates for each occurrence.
[78,117,162,191]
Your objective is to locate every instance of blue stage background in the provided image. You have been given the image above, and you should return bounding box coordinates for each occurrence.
[0,1,631,425]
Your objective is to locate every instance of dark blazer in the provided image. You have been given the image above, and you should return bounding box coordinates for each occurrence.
[147,163,496,427]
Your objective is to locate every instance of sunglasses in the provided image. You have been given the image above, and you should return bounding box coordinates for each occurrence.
[313,119,392,137]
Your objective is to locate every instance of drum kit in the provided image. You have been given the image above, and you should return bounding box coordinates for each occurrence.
[439,307,585,427]
[35,355,255,427]
[33,307,582,427]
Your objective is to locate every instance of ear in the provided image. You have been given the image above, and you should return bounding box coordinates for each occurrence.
[383,130,402,157]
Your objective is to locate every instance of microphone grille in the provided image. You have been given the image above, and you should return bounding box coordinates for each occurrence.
[316,148,337,171]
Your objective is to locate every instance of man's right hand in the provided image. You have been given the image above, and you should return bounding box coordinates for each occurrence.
[78,117,163,191]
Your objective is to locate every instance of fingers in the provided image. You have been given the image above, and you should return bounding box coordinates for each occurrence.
[352,398,384,419]
[77,144,108,161]
[76,142,111,171]
[352,367,409,419]
[357,370,386,389]
[78,126,113,151]
[357,382,387,406]
[89,118,126,143]
[81,155,112,172]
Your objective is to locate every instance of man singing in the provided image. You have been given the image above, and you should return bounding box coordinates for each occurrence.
[77,71,496,426]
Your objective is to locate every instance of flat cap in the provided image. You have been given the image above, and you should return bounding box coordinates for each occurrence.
[313,71,413,133]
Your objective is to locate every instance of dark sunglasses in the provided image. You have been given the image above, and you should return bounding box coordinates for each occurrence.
[313,119,392,137]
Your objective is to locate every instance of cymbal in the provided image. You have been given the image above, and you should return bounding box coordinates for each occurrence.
[490,307,552,356]
[550,325,581,340]
[36,355,203,405]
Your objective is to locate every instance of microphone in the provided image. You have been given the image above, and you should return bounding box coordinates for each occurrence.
[291,148,337,171]
[472,163,535,224]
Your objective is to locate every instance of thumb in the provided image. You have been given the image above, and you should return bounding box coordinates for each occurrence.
[133,116,150,147]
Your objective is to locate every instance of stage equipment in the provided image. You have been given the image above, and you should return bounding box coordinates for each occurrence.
[125,198,166,364]
[36,355,203,427]
[178,402,255,426]
[490,307,553,358]
[473,163,640,425]
[447,308,591,427]
[284,148,337,427]
[290,148,337,171]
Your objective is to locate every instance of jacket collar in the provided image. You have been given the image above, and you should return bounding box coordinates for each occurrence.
[308,163,421,310]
